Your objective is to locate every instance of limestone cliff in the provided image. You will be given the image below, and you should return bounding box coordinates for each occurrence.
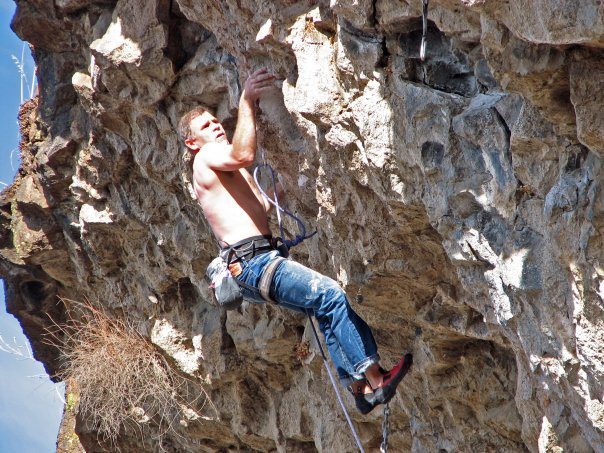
[2,0,603,451]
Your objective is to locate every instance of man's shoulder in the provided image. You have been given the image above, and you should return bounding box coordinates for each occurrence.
[194,142,229,166]
[193,148,234,185]
[192,152,213,182]
[201,141,232,155]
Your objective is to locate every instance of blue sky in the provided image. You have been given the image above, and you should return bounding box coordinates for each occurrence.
[0,2,65,452]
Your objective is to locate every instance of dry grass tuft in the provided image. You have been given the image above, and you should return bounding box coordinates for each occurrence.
[294,340,312,362]
[45,299,215,449]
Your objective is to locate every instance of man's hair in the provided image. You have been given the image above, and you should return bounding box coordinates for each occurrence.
[177,106,212,144]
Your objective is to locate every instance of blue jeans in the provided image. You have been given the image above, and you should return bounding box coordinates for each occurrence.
[236,250,379,384]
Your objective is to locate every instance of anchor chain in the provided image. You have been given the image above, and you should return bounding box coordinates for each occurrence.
[379,403,391,453]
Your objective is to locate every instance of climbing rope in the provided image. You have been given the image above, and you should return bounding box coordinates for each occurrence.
[253,162,316,249]
[254,160,397,451]
[253,161,365,452]
[380,404,391,452]
[420,0,429,62]
[307,311,367,453]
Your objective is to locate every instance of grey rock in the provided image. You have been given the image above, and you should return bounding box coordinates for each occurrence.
[1,1,603,452]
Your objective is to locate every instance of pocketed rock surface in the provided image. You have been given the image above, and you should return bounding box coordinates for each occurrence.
[2,1,603,451]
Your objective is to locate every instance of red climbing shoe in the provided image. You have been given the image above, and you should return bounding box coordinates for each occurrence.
[366,353,413,407]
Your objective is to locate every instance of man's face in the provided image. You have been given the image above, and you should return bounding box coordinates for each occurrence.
[187,112,227,151]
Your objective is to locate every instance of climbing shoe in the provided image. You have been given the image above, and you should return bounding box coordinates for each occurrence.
[365,353,413,407]
[347,380,378,415]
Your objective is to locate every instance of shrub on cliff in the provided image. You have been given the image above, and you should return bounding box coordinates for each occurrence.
[45,300,214,448]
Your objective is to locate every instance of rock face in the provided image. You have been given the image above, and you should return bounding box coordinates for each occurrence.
[2,0,603,451]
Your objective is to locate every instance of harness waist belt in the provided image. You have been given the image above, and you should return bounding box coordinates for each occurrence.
[221,234,275,263]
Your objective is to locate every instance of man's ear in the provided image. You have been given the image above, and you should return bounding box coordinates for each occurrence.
[185,137,200,153]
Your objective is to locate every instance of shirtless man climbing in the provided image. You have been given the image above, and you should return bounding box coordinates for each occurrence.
[178,68,412,414]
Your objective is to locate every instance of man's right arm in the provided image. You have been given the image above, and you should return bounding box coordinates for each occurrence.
[200,68,275,171]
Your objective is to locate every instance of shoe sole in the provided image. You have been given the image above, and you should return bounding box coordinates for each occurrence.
[355,395,376,415]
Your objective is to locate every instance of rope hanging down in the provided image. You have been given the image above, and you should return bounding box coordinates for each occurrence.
[255,159,404,451]
[307,310,367,453]
[253,162,366,452]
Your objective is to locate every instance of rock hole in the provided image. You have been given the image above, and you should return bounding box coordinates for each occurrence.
[19,280,47,305]
[421,141,445,172]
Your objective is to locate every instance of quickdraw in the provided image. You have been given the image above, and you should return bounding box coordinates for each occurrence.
[420,0,429,62]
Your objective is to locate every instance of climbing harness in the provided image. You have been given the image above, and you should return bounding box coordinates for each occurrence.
[420,0,429,62]
[380,404,391,452]
[258,256,286,302]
